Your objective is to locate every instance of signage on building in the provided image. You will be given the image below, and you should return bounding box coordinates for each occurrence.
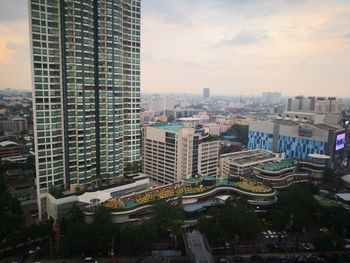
[335,132,346,151]
[298,127,313,137]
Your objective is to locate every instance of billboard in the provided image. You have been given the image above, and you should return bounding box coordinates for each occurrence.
[335,132,346,151]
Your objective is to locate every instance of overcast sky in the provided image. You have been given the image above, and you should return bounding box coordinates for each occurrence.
[0,0,350,96]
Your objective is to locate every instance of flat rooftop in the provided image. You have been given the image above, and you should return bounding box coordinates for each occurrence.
[221,149,277,167]
[260,159,295,172]
[150,123,184,132]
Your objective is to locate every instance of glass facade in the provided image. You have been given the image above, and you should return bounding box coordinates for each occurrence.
[248,131,327,160]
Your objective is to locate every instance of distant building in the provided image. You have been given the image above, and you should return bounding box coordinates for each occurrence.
[281,111,342,126]
[22,92,32,99]
[262,92,282,104]
[178,115,210,127]
[6,169,36,202]
[203,88,210,99]
[0,118,28,135]
[140,110,155,124]
[149,95,176,113]
[165,108,201,119]
[248,118,347,167]
[0,141,31,159]
[142,123,220,185]
[286,96,349,113]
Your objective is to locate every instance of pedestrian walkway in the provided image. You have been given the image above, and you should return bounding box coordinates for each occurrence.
[184,230,214,263]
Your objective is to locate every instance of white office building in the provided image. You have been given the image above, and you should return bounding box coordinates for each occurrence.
[142,123,220,185]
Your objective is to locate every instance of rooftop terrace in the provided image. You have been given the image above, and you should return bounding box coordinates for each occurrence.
[261,159,296,172]
[105,177,274,211]
[151,122,184,132]
[222,149,277,166]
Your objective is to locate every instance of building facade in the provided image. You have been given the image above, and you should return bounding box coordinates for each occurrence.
[29,0,141,218]
[262,92,282,105]
[285,96,349,113]
[248,119,347,167]
[203,88,210,99]
[220,149,280,177]
[142,123,220,185]
[0,141,31,159]
[0,118,28,135]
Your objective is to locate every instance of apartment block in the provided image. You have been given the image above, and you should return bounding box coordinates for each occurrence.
[29,0,141,218]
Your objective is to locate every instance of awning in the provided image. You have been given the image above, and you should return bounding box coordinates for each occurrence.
[78,190,112,204]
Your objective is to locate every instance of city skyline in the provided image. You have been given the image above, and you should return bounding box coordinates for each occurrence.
[1,0,350,96]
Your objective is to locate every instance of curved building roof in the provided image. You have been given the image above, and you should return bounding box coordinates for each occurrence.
[341,175,350,185]
[0,141,18,147]
[308,153,331,160]
[78,191,112,204]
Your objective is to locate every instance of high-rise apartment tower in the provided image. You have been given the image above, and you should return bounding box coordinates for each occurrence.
[29,0,141,218]
[203,88,210,99]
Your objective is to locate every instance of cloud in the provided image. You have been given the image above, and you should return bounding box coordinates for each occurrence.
[218,31,270,46]
[1,0,350,95]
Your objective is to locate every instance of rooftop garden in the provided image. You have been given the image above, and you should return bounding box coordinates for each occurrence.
[104,177,274,211]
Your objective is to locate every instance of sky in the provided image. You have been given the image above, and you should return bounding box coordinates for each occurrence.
[0,0,350,97]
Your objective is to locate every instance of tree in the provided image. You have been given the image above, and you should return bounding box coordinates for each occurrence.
[120,222,158,255]
[313,232,342,251]
[321,206,350,234]
[267,183,320,232]
[323,168,344,191]
[124,160,141,175]
[222,124,249,146]
[0,173,52,249]
[265,209,288,230]
[197,198,262,245]
[197,216,225,246]
[152,201,184,236]
[49,185,64,198]
[62,206,117,256]
[0,173,23,241]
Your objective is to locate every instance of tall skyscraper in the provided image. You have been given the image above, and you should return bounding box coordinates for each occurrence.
[203,88,210,99]
[29,0,141,218]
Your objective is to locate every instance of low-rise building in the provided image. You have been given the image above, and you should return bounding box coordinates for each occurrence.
[252,154,328,189]
[46,176,150,220]
[220,149,281,177]
[5,169,36,202]
[0,140,31,161]
[0,118,28,135]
